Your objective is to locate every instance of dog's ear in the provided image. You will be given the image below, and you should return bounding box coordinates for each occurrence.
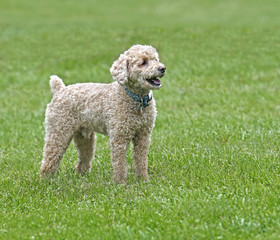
[110,53,129,86]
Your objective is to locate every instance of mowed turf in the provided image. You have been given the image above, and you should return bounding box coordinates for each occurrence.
[1,0,280,239]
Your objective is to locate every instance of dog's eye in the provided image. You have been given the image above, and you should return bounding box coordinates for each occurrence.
[142,60,147,66]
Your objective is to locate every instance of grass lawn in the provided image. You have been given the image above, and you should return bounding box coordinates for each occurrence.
[1,0,280,239]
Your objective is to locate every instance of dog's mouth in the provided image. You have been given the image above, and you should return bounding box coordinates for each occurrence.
[146,77,161,87]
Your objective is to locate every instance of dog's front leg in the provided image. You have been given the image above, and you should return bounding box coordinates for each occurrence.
[132,132,151,182]
[109,136,130,183]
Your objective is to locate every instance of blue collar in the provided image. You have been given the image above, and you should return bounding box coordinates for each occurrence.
[124,86,152,108]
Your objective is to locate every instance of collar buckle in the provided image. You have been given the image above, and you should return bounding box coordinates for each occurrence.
[124,86,152,115]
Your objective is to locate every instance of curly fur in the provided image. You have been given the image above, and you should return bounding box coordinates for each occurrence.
[40,45,166,183]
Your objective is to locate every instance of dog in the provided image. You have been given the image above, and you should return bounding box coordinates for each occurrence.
[41,45,166,183]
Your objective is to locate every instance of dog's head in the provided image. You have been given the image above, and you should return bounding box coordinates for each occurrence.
[110,45,166,91]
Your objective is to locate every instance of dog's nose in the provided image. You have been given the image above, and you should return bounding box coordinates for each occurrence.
[158,66,166,74]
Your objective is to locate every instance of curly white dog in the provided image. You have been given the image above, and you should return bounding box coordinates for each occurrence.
[41,45,166,183]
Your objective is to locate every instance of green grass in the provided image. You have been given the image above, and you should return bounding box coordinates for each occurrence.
[1,0,280,239]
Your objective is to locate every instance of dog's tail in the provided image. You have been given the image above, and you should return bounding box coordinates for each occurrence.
[49,75,65,94]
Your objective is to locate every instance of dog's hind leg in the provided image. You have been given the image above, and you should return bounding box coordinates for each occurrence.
[73,130,96,174]
[41,112,77,176]
[41,130,73,176]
